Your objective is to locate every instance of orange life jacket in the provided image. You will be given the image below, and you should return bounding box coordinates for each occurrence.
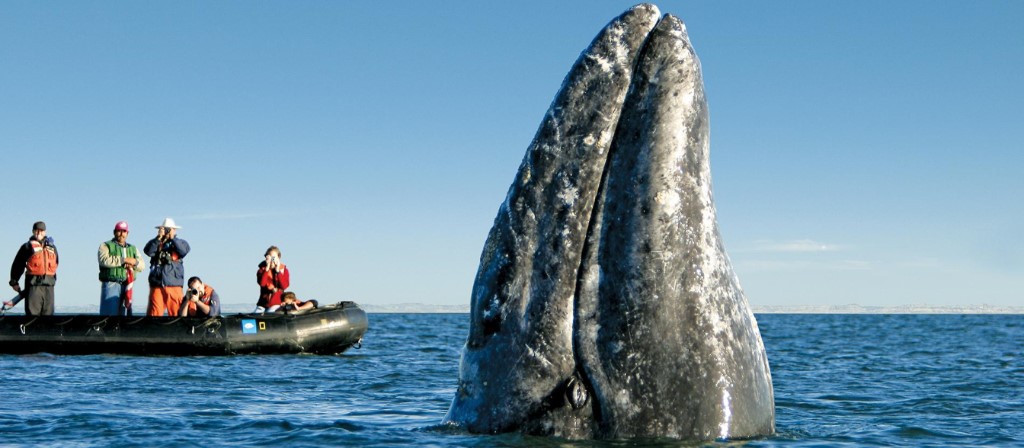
[26,240,58,277]
[184,286,215,316]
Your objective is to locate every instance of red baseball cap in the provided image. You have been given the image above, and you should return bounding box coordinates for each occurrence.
[114,221,130,232]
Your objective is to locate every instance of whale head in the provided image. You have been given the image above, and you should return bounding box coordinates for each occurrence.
[443,4,775,440]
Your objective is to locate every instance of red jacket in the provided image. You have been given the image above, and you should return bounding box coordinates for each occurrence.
[257,262,290,308]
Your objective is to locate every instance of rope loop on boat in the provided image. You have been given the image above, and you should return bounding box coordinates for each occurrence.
[191,318,221,335]
[353,338,363,349]
[19,317,38,334]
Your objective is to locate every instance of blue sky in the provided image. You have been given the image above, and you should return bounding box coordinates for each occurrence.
[2,1,1021,309]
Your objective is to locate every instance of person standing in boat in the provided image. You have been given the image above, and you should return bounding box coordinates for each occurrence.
[97,221,145,316]
[144,218,190,316]
[178,276,220,317]
[6,221,58,316]
[255,246,289,312]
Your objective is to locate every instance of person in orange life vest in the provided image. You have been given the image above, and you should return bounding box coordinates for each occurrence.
[7,221,58,316]
[278,291,318,313]
[178,276,220,317]
[98,221,145,316]
[255,246,290,312]
[143,218,190,316]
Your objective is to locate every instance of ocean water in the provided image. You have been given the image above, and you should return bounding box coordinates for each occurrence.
[0,313,1020,447]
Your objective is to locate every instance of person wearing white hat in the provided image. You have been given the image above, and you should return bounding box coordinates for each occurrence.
[143,217,191,316]
[97,221,145,316]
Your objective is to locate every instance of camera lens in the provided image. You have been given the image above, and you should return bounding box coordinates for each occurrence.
[190,289,199,295]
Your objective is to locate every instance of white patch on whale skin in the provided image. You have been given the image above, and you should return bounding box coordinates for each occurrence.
[654,189,680,216]
[717,378,733,439]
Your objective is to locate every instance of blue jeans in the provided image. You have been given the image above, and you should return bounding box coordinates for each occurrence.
[100,281,131,316]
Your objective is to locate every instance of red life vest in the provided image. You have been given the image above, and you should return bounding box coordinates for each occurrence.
[26,240,58,277]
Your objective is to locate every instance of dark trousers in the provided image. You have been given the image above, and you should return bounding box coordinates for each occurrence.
[24,285,54,316]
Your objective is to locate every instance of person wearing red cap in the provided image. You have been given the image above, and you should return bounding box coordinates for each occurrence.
[98,221,145,316]
[7,221,58,315]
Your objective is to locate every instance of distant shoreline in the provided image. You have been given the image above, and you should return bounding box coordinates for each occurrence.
[26,303,1024,315]
[347,303,1024,315]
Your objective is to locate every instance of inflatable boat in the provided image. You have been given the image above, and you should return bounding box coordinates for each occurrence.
[0,301,367,355]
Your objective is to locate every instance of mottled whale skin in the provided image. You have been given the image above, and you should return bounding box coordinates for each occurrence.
[575,15,775,439]
[444,3,774,441]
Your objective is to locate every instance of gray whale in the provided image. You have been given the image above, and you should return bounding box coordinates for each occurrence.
[444,4,774,440]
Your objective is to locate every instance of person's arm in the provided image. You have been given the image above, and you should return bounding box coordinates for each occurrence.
[143,238,159,258]
[276,266,290,290]
[208,291,221,316]
[257,264,274,289]
[98,243,121,268]
[171,238,190,259]
[132,246,145,272]
[9,244,28,291]
[193,299,210,315]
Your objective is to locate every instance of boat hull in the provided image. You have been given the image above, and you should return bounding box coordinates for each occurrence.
[0,301,368,355]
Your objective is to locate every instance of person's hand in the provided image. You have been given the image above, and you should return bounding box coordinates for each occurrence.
[167,228,176,239]
[3,301,13,308]
[11,284,21,293]
[191,295,200,303]
[124,257,137,267]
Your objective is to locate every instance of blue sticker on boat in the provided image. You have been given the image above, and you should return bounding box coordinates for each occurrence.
[242,319,258,334]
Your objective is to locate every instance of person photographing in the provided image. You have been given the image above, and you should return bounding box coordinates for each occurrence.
[179,276,220,317]
[255,246,290,312]
[144,218,190,316]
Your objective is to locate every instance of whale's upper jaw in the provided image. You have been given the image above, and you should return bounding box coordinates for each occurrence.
[445,4,774,440]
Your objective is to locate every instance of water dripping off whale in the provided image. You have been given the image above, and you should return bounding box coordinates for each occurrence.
[443,3,775,440]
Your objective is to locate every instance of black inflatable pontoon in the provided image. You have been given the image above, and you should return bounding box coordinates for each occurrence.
[0,301,367,355]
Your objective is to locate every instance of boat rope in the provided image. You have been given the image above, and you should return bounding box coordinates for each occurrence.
[19,317,38,335]
[157,317,184,326]
[353,337,363,349]
[53,317,75,325]
[192,318,222,337]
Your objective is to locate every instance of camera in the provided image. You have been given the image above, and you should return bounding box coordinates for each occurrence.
[189,288,199,295]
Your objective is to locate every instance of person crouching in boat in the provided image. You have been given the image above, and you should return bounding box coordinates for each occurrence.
[279,291,317,313]
[97,221,145,316]
[179,276,220,317]
[255,246,289,312]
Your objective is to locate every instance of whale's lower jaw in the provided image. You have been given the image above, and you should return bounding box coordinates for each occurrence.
[443,4,775,440]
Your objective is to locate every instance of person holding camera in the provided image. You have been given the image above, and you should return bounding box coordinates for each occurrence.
[178,276,220,317]
[7,221,58,315]
[255,246,290,312]
[279,291,317,313]
[143,217,191,316]
[98,221,145,316]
